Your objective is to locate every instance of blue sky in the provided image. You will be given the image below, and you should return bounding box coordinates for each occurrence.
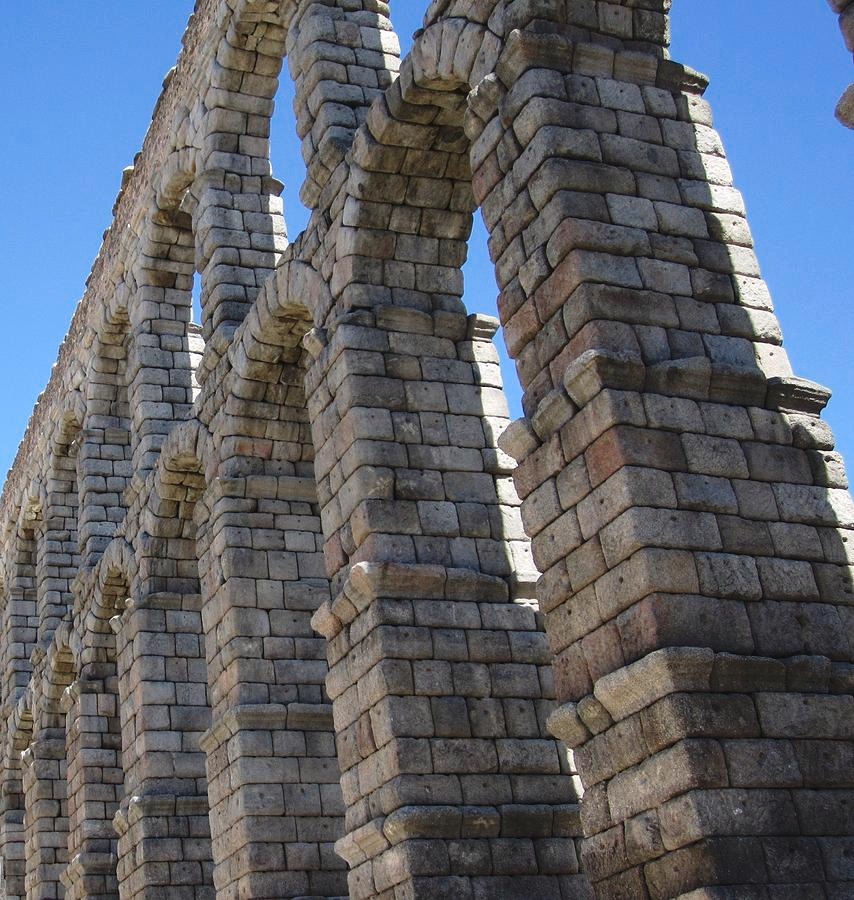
[0,3,851,481]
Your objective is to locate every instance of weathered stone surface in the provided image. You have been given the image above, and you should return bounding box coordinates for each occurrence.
[0,3,852,899]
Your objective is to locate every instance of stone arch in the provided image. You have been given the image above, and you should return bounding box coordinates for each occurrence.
[199,276,348,897]
[188,2,291,378]
[39,624,76,720]
[154,148,199,214]
[149,418,216,498]
[125,159,205,482]
[190,0,406,377]
[328,17,499,327]
[93,538,139,619]
[342,7,829,899]
[282,11,598,897]
[23,480,47,522]
[139,419,216,594]
[58,395,87,438]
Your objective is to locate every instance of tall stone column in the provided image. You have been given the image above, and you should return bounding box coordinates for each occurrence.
[0,810,25,900]
[2,528,37,718]
[112,589,214,900]
[459,2,854,896]
[22,736,68,900]
[192,6,289,382]
[63,678,122,900]
[37,444,80,651]
[306,310,585,898]
[0,708,30,900]
[198,463,347,898]
[127,216,204,484]
[78,324,133,568]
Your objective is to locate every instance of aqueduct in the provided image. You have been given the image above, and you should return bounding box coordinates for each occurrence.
[1,1,853,898]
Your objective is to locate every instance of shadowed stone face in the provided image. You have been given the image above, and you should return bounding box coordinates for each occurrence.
[0,2,852,898]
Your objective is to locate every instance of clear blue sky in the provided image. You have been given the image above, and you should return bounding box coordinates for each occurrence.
[0,3,851,481]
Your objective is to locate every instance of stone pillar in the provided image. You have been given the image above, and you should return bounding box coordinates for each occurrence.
[305,309,585,898]
[0,812,26,900]
[199,471,347,899]
[78,325,133,568]
[63,679,121,900]
[191,167,285,382]
[127,216,204,483]
[113,592,213,900]
[285,0,400,209]
[22,737,68,900]
[38,447,80,650]
[192,9,288,381]
[2,530,37,718]
[460,5,854,896]
[0,704,30,900]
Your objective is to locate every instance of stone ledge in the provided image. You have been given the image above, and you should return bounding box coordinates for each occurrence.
[63,851,118,882]
[198,701,334,753]
[549,649,852,744]
[313,561,511,637]
[335,803,583,867]
[383,803,581,843]
[113,792,211,836]
[505,356,836,458]
[495,29,708,95]
[837,83,854,128]
[595,647,715,722]
[766,376,832,415]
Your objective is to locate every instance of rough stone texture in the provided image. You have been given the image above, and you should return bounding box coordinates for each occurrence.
[829,0,854,127]
[0,1,851,899]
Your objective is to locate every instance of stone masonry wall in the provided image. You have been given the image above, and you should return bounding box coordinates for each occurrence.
[0,1,852,899]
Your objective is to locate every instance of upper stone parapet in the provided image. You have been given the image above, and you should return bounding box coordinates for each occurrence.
[0,1,209,536]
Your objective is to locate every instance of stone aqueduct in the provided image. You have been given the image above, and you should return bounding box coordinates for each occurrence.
[1,1,852,898]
